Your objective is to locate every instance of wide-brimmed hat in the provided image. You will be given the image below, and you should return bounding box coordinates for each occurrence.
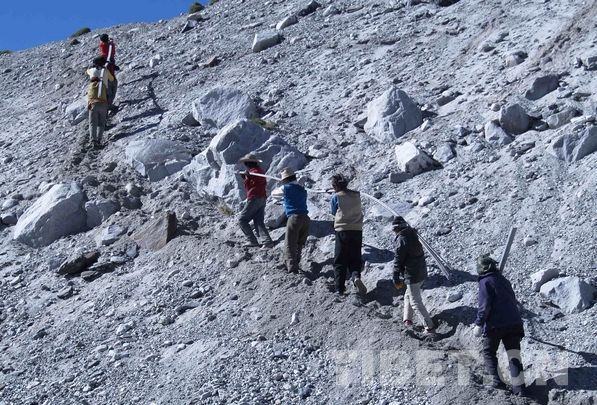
[239,153,262,163]
[280,167,296,181]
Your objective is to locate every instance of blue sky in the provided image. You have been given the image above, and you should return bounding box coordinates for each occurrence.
[0,0,206,51]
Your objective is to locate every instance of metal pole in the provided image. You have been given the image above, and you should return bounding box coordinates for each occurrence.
[499,227,517,273]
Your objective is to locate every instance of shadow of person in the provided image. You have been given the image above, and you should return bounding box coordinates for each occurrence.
[524,365,597,405]
[308,220,335,238]
[362,244,394,264]
[361,279,402,306]
[431,305,478,340]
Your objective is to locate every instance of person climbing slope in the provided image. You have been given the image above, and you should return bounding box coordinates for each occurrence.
[237,153,274,248]
[98,34,118,112]
[473,254,525,395]
[272,168,310,273]
[329,174,367,296]
[392,216,435,335]
[85,67,109,149]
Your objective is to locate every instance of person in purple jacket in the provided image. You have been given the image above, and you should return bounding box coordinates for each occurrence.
[473,254,525,395]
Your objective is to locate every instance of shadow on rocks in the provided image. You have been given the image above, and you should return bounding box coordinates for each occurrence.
[308,220,335,238]
[362,279,402,306]
[430,305,478,340]
[363,244,394,264]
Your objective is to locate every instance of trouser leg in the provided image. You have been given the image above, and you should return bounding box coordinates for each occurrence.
[285,215,300,273]
[346,231,363,279]
[482,335,502,386]
[334,231,348,292]
[239,199,259,244]
[406,282,434,328]
[503,333,525,393]
[89,107,99,143]
[108,78,118,107]
[403,286,414,321]
[254,201,273,244]
[96,103,108,143]
[296,215,310,271]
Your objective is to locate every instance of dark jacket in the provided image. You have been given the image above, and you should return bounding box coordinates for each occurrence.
[475,272,524,337]
[393,227,427,285]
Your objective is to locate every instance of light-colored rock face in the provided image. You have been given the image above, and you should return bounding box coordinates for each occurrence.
[530,268,560,291]
[13,183,86,247]
[191,87,257,130]
[252,31,281,53]
[548,126,597,162]
[64,98,87,125]
[394,142,437,175]
[525,74,559,100]
[540,276,596,314]
[125,139,192,181]
[85,199,119,228]
[364,87,422,142]
[185,119,306,203]
[276,15,298,30]
[484,120,513,145]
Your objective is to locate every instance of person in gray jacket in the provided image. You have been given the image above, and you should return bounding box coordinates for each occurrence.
[392,216,435,334]
[330,174,367,296]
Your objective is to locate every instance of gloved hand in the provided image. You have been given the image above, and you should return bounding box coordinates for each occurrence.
[394,279,405,289]
[473,325,483,337]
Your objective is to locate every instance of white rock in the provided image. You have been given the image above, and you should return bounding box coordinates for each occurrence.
[530,268,559,292]
[191,87,257,130]
[394,142,437,175]
[364,87,422,142]
[322,5,340,17]
[523,237,538,247]
[484,121,513,145]
[97,224,125,246]
[433,144,455,163]
[548,126,597,163]
[276,15,298,30]
[539,277,596,314]
[418,195,435,206]
[2,199,18,210]
[184,119,306,204]
[13,183,86,248]
[149,54,162,68]
[125,139,192,181]
[252,31,281,52]
[64,98,87,125]
[290,312,299,325]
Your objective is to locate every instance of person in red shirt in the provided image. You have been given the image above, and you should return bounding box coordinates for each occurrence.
[238,153,274,247]
[99,34,118,112]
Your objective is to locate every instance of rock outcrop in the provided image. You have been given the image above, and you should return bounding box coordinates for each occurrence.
[13,183,87,247]
[548,126,597,162]
[364,87,422,142]
[191,87,257,130]
[540,277,596,314]
[125,139,192,181]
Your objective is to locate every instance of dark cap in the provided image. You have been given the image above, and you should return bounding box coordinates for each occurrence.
[93,56,107,67]
[477,254,498,275]
[331,174,349,190]
[100,34,109,42]
[392,216,409,230]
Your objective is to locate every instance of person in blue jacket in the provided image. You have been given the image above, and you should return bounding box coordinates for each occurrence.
[272,168,310,273]
[473,254,525,395]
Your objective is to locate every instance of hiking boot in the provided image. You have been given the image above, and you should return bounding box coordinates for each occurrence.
[403,320,413,328]
[260,241,275,249]
[243,241,261,248]
[423,327,436,336]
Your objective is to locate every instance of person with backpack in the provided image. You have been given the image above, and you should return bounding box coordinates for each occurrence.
[272,168,310,273]
[473,254,525,395]
[237,153,275,248]
[85,65,111,148]
[98,34,118,112]
[329,174,367,296]
[392,216,435,335]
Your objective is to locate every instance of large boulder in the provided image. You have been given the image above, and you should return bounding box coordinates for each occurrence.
[364,87,422,142]
[191,87,257,130]
[548,126,597,162]
[530,268,559,292]
[394,142,438,175]
[525,74,559,100]
[276,15,298,30]
[184,119,306,203]
[540,277,596,314]
[297,0,321,16]
[13,183,86,247]
[125,139,192,181]
[499,103,530,135]
[252,31,281,53]
[64,98,87,125]
[484,120,513,146]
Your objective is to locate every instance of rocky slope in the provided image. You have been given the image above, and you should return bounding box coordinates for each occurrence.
[0,0,596,404]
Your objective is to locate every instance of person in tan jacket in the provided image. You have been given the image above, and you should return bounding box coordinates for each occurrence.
[85,63,112,148]
[330,174,367,296]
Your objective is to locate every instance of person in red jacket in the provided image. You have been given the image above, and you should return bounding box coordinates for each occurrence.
[99,34,118,111]
[238,153,274,247]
